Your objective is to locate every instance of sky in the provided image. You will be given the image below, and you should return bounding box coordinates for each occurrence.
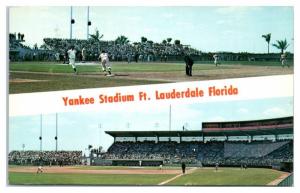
[9,6,294,53]
[9,96,293,152]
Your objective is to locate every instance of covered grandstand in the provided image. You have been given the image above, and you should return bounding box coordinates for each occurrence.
[105,116,293,142]
[97,116,293,171]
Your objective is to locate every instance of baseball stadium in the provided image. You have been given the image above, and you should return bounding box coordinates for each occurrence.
[8,7,294,94]
[8,116,293,186]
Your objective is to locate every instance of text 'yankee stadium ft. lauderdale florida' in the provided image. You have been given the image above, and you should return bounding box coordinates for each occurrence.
[62,85,239,106]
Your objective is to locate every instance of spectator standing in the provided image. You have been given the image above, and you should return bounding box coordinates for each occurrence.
[55,52,60,63]
[63,50,69,64]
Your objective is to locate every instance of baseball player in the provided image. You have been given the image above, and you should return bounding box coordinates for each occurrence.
[67,46,77,74]
[99,50,112,75]
[184,54,194,76]
[213,54,220,67]
[36,165,44,174]
[215,163,219,171]
[280,52,288,68]
[181,161,186,174]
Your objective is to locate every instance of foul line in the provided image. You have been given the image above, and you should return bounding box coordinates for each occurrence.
[158,167,198,185]
[267,172,290,186]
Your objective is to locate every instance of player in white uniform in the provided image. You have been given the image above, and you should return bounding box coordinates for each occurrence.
[67,46,77,74]
[280,52,288,68]
[36,165,44,174]
[81,47,86,63]
[213,54,220,67]
[99,50,112,75]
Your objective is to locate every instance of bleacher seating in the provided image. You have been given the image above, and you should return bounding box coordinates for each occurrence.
[8,150,82,166]
[102,140,293,167]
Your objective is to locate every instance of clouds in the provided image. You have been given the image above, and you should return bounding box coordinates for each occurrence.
[215,6,262,15]
[263,107,290,117]
[162,13,174,19]
[237,108,249,114]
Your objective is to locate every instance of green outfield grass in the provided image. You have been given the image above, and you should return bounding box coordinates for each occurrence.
[167,167,283,186]
[9,71,166,94]
[10,61,234,73]
[9,172,174,185]
[9,60,292,73]
[9,61,293,94]
[8,166,285,186]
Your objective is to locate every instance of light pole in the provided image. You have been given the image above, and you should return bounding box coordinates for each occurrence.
[55,113,58,151]
[98,124,102,147]
[87,6,91,39]
[154,122,159,129]
[70,6,75,39]
[126,122,130,129]
[39,114,43,152]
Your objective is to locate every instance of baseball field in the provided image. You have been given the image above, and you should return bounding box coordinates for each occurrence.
[9,61,293,94]
[8,165,289,186]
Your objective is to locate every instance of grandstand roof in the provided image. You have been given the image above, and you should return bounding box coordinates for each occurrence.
[202,116,293,127]
[105,130,202,138]
[106,117,293,138]
[105,126,293,138]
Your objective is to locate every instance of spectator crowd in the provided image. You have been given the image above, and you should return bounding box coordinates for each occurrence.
[8,150,82,166]
[41,38,201,62]
[102,139,293,167]
[10,33,293,63]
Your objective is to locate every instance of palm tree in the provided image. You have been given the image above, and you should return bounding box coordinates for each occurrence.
[174,40,181,45]
[89,29,103,51]
[167,38,172,44]
[141,36,147,43]
[89,29,104,41]
[272,39,289,54]
[147,40,153,45]
[115,35,130,45]
[262,33,271,53]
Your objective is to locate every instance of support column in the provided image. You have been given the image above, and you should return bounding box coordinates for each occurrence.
[87,6,90,39]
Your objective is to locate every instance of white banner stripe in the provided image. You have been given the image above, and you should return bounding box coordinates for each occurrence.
[9,75,293,116]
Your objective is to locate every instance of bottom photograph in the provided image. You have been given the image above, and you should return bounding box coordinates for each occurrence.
[8,97,293,186]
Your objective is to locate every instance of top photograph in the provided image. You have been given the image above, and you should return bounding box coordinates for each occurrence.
[8,6,294,94]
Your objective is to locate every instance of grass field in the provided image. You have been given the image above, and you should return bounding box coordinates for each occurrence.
[9,172,174,185]
[9,61,293,94]
[8,166,287,186]
[167,167,282,186]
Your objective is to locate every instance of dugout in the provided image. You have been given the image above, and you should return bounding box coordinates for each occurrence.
[112,159,163,166]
